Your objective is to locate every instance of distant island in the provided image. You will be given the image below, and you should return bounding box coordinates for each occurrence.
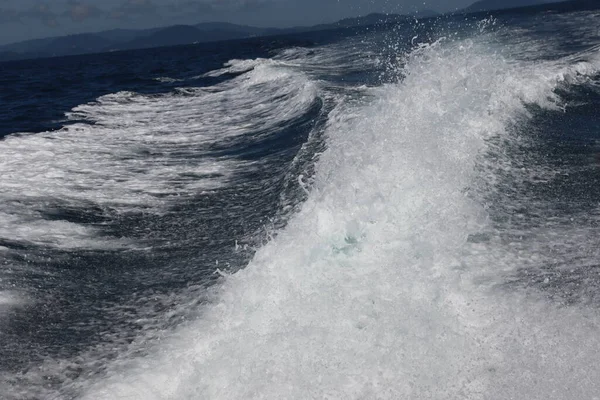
[463,0,558,13]
[459,0,599,14]
[0,0,598,63]
[0,10,441,63]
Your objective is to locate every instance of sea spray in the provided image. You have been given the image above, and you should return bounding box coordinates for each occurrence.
[80,35,600,400]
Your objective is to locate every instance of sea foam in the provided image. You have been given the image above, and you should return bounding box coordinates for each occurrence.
[78,34,600,400]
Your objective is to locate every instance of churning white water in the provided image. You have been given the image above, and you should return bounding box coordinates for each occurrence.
[0,62,317,250]
[76,31,600,400]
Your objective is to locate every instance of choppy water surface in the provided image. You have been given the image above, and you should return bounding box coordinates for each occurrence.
[1,5,600,399]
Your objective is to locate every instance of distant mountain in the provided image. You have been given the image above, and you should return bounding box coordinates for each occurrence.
[115,25,218,50]
[305,13,405,32]
[463,0,558,13]
[415,9,441,18]
[0,33,116,60]
[2,0,599,63]
[44,34,116,56]
[290,10,439,35]
[336,13,411,27]
[0,22,278,61]
[460,0,600,15]
[2,37,62,55]
[95,28,161,43]
[0,9,464,63]
[316,10,439,29]
[112,23,284,51]
[0,13,436,63]
[194,22,281,36]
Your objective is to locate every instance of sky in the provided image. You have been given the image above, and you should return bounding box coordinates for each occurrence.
[0,0,492,45]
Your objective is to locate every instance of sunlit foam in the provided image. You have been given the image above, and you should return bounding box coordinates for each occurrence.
[77,35,600,399]
[0,64,317,250]
[0,291,25,310]
[206,42,381,81]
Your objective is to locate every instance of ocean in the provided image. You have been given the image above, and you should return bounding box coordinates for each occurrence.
[1,4,600,399]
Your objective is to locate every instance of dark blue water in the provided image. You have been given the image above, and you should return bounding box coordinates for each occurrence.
[1,5,600,399]
[0,37,310,138]
[0,37,321,362]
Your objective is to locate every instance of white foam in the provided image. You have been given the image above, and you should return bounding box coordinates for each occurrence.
[0,64,318,249]
[206,40,381,84]
[78,35,600,399]
[0,291,25,309]
[203,58,271,77]
[153,77,183,83]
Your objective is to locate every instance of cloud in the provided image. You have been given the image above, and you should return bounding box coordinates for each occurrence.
[0,7,20,24]
[208,0,274,12]
[108,0,267,21]
[163,0,275,14]
[164,0,216,14]
[234,0,274,12]
[110,0,157,19]
[65,0,103,22]
[22,3,58,27]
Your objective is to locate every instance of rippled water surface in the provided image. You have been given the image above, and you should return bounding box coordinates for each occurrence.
[1,5,600,399]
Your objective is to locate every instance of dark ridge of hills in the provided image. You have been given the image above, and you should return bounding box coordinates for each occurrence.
[95,28,162,43]
[2,37,64,55]
[415,9,441,18]
[0,15,409,62]
[0,33,116,60]
[3,1,599,63]
[44,34,116,56]
[0,22,287,62]
[329,13,411,28]
[194,22,282,35]
[308,10,439,31]
[114,25,220,50]
[303,13,408,33]
[459,0,600,15]
[111,24,284,51]
[463,0,558,12]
